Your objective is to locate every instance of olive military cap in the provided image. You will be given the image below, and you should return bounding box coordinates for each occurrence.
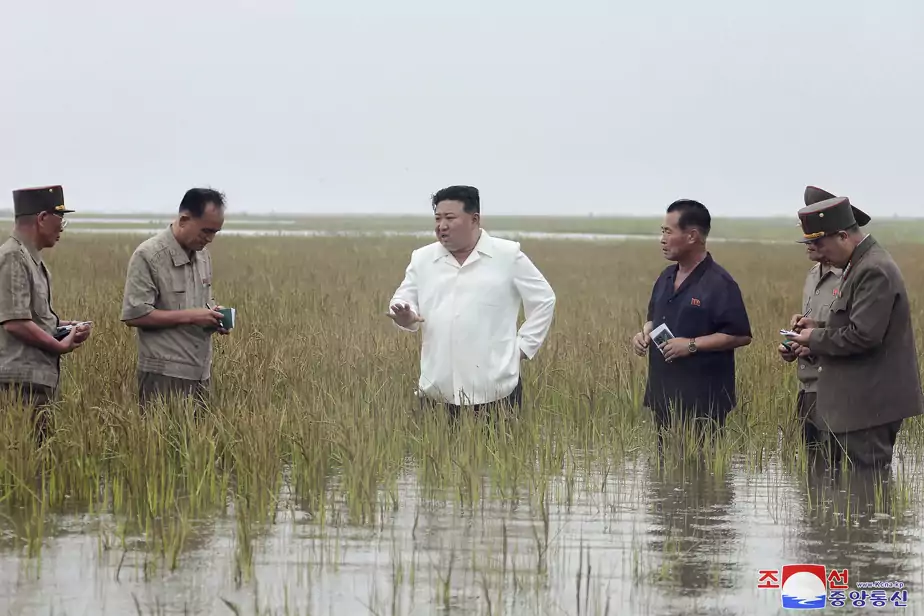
[12,185,73,217]
[797,195,870,243]
[803,186,870,225]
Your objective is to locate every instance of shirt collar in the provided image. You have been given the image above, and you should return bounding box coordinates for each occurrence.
[670,251,713,277]
[164,224,193,266]
[10,230,42,265]
[434,228,494,262]
[816,262,843,279]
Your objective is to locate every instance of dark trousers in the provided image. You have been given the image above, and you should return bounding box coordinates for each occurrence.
[419,378,523,422]
[138,371,211,412]
[797,389,902,470]
[0,381,56,444]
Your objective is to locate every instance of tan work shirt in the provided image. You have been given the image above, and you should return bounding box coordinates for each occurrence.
[120,226,215,381]
[0,232,61,389]
[798,262,842,392]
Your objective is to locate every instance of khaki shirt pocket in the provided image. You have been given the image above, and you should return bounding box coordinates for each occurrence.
[170,268,189,310]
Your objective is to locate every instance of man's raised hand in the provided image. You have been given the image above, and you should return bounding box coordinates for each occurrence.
[387,302,425,329]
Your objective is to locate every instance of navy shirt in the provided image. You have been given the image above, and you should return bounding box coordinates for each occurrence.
[644,253,751,419]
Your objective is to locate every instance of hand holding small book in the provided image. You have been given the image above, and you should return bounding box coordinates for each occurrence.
[204,303,234,335]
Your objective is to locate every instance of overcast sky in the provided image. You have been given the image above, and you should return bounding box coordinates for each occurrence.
[2,1,922,217]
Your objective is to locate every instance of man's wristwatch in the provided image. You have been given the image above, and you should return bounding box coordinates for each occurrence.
[688,338,697,354]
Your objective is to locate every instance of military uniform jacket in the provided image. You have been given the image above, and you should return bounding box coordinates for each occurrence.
[808,236,924,432]
[0,232,61,389]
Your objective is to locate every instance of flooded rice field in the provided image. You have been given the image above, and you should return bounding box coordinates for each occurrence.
[2,452,920,615]
[3,233,924,615]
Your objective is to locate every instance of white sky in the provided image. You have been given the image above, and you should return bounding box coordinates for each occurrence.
[2,0,922,217]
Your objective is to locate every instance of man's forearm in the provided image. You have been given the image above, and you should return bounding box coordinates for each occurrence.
[2,320,65,354]
[694,333,751,352]
[124,309,193,329]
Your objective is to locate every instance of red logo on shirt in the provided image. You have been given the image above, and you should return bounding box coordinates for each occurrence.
[690,298,701,306]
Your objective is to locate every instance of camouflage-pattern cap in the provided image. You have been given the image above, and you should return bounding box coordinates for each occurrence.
[12,185,73,217]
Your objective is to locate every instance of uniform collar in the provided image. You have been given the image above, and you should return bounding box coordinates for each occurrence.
[847,234,875,266]
[164,224,194,266]
[815,262,843,279]
[842,234,876,280]
[434,228,494,263]
[10,229,42,265]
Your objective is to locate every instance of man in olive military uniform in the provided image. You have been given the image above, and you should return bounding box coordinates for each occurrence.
[121,188,230,409]
[785,194,923,470]
[0,185,92,438]
[778,186,867,450]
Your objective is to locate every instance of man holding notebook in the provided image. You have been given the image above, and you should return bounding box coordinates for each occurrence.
[784,194,923,470]
[631,199,752,447]
[777,186,850,452]
[0,185,92,441]
[121,188,231,409]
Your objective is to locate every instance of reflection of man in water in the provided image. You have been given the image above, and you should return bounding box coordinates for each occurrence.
[791,464,914,588]
[645,458,737,602]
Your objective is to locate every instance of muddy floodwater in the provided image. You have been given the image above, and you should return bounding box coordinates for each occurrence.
[1,452,920,616]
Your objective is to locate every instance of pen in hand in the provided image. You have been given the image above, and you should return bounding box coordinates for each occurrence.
[793,307,812,331]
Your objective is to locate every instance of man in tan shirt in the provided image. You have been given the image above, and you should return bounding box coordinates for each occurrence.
[120,188,229,409]
[0,185,92,439]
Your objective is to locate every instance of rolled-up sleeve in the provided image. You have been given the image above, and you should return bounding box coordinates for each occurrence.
[121,250,158,321]
[0,253,32,324]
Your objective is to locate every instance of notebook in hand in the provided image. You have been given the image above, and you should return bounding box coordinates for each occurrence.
[218,307,235,330]
[650,323,674,353]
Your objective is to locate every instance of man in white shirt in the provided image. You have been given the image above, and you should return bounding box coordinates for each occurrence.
[387,185,556,418]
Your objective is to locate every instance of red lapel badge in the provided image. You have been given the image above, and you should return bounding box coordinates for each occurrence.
[691,297,701,306]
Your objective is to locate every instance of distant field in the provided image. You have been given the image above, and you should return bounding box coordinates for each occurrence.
[2,212,923,244]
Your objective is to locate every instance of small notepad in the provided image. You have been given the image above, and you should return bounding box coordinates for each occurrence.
[650,323,674,353]
[218,307,235,330]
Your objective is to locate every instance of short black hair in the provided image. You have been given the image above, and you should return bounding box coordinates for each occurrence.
[667,199,711,236]
[180,188,226,218]
[431,185,480,214]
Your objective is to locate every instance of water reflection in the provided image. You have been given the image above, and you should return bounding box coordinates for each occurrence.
[0,455,921,615]
[792,460,918,587]
[642,454,740,616]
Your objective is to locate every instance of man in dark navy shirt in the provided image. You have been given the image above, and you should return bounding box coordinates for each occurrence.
[632,200,752,446]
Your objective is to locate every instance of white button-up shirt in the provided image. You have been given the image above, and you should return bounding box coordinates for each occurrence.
[389,229,556,405]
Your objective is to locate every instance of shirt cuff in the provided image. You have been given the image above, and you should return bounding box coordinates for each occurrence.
[0,310,33,324]
[121,305,155,321]
[518,337,536,360]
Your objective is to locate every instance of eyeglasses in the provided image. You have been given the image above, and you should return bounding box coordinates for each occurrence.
[52,213,68,229]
